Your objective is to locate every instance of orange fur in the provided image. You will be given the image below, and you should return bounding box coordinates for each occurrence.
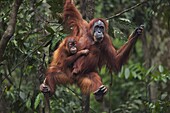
[44,36,84,95]
[73,18,141,74]
[77,77,92,94]
[76,72,102,94]
[63,0,105,94]
[63,0,88,37]
[50,39,68,67]
[62,0,142,95]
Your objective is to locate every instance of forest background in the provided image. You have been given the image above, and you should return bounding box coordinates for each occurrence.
[0,0,170,113]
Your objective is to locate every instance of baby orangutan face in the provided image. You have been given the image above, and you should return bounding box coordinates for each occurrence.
[67,38,77,54]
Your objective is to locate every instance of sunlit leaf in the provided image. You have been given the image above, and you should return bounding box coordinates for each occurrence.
[125,68,130,79]
[119,18,131,23]
[158,65,164,73]
[132,71,137,78]
[161,77,167,83]
[19,92,26,100]
[134,100,142,105]
[161,92,168,100]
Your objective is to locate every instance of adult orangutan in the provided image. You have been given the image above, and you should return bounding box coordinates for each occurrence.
[63,0,143,101]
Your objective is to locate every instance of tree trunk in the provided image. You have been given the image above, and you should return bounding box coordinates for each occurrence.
[80,0,94,20]
[0,0,22,62]
[82,94,90,113]
[148,18,161,103]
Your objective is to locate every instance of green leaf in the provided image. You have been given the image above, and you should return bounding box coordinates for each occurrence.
[138,75,142,80]
[100,66,106,75]
[34,93,44,109]
[26,98,31,109]
[131,103,139,109]
[13,39,18,47]
[146,66,155,76]
[125,68,130,79]
[118,66,124,78]
[134,100,142,105]
[161,77,167,83]
[35,0,43,7]
[45,26,55,34]
[161,92,168,100]
[19,92,26,100]
[132,71,137,78]
[158,65,164,73]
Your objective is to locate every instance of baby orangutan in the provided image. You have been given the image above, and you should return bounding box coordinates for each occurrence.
[40,36,89,95]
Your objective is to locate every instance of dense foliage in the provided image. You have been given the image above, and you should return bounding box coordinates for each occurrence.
[0,0,170,113]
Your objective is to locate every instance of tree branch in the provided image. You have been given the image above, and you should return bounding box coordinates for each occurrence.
[106,0,147,20]
[0,0,22,62]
